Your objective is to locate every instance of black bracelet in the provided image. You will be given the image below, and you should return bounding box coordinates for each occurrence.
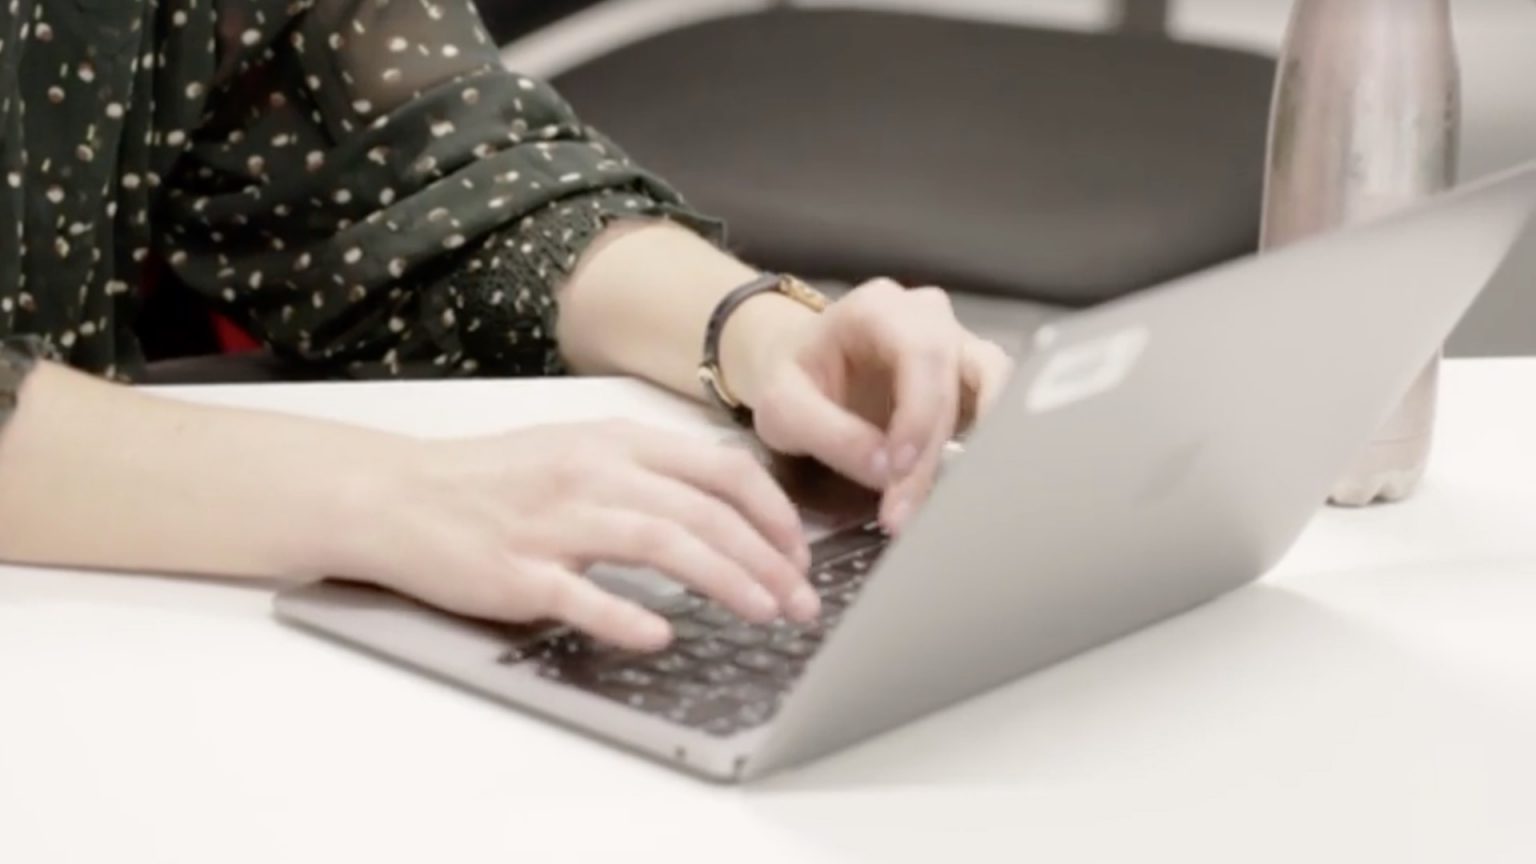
[698,274,783,425]
[697,273,829,426]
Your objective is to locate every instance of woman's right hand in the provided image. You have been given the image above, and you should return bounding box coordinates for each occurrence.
[341,420,816,651]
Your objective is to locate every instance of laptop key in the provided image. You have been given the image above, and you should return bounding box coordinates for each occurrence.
[596,666,655,689]
[823,585,862,610]
[652,593,704,616]
[728,681,779,705]
[768,634,818,658]
[718,624,768,647]
[811,567,848,589]
[647,652,695,676]
[738,701,775,727]
[669,618,711,643]
[734,649,784,674]
[622,689,681,716]
[694,603,737,628]
[679,694,743,729]
[684,638,734,661]
[663,678,710,699]
[702,716,741,737]
[809,520,887,564]
[698,662,745,685]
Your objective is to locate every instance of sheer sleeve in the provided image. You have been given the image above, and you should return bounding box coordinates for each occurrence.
[160,0,722,377]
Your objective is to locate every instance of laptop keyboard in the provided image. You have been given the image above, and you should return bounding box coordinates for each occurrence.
[498,521,889,737]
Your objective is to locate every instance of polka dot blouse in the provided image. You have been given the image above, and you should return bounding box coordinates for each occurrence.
[0,0,719,383]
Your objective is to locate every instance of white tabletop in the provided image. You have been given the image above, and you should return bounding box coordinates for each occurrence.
[3,362,1534,864]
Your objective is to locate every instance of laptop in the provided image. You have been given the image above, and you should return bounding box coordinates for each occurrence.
[275,162,1536,782]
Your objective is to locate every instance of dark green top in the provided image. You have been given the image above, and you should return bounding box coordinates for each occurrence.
[0,0,717,391]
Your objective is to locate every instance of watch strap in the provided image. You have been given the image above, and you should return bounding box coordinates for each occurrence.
[698,273,826,425]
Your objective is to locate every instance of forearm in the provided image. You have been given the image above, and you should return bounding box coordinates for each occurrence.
[557,220,820,407]
[0,363,403,580]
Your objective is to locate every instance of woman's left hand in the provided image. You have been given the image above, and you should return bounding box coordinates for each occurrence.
[738,279,1014,533]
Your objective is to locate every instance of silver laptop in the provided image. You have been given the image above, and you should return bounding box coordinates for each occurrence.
[276,162,1536,783]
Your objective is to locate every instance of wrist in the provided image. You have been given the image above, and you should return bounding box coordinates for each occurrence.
[718,291,821,410]
[292,430,428,582]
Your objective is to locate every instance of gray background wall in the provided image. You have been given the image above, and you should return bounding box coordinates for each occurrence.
[503,0,1536,355]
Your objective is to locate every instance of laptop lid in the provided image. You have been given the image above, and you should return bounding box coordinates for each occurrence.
[746,162,1536,778]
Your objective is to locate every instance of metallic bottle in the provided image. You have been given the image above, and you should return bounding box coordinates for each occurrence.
[1260,0,1461,506]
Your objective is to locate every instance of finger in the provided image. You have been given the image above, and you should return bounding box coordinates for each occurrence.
[872,313,962,531]
[754,366,891,490]
[523,563,673,652]
[819,285,959,531]
[617,425,812,572]
[841,288,960,482]
[880,399,957,534]
[885,339,957,472]
[959,337,1015,433]
[564,508,784,625]
[597,464,819,622]
[880,413,953,535]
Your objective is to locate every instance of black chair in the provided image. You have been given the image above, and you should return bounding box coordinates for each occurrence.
[538,2,1276,351]
[147,1,1279,380]
[476,0,610,44]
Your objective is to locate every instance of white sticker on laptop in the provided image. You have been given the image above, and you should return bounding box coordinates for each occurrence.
[1025,325,1150,414]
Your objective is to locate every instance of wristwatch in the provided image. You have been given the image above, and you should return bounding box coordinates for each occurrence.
[698,272,829,425]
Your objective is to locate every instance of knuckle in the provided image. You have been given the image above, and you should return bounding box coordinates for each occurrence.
[547,446,598,489]
[689,504,737,543]
[627,518,685,561]
[917,337,953,367]
[910,286,953,312]
[851,278,903,305]
[500,566,560,620]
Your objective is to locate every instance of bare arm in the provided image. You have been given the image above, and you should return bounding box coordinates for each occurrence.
[0,217,820,587]
[0,216,999,598]
[0,360,396,580]
[0,350,815,649]
[556,220,819,409]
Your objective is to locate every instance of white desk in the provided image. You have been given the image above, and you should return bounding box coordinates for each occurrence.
[3,361,1535,864]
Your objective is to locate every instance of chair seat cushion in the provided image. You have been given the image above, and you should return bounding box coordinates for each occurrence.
[554,9,1275,305]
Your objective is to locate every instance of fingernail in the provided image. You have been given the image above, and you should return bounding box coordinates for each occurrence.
[794,543,813,572]
[893,444,920,475]
[637,616,672,649]
[884,497,912,533]
[789,585,821,622]
[870,449,891,484]
[746,584,780,620]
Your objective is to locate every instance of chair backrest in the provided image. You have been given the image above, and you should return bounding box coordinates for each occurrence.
[769,0,1170,38]
[1115,0,1169,37]
[476,0,610,43]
